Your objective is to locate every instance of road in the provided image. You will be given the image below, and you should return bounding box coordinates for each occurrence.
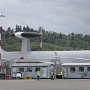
[0,79,90,90]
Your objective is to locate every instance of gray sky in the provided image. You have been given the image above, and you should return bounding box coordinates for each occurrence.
[0,0,90,35]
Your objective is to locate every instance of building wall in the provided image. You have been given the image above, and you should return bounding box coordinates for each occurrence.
[11,65,54,78]
[62,65,90,78]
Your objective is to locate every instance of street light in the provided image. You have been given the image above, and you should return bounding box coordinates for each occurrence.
[0,15,5,17]
[0,15,5,27]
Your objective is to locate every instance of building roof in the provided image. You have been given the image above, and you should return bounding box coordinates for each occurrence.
[62,63,90,66]
[11,62,54,67]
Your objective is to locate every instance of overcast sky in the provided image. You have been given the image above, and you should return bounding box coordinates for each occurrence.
[0,0,90,35]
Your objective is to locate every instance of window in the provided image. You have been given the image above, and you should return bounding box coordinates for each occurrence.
[27,68,32,72]
[70,67,75,72]
[19,68,24,72]
[79,67,84,72]
[35,68,40,72]
[87,67,90,71]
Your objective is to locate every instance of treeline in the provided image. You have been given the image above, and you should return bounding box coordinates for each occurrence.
[1,25,90,51]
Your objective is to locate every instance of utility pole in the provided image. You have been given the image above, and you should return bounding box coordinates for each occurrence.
[0,15,5,73]
[0,15,5,59]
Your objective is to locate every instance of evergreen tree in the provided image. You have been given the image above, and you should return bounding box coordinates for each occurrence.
[59,32,62,38]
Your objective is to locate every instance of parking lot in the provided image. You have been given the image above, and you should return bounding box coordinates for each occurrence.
[0,79,90,90]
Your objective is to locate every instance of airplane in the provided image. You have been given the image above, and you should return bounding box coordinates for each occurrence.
[1,28,90,64]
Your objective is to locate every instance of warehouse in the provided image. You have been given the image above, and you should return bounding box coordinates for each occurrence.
[10,62,54,79]
[62,63,90,79]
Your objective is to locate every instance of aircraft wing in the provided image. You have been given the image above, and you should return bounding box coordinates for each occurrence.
[0,58,49,63]
[0,58,16,62]
[53,56,90,61]
[1,56,90,63]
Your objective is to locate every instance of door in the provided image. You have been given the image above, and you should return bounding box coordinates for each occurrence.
[63,67,68,78]
[42,67,47,78]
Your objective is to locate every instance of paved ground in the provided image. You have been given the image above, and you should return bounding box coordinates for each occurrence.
[0,79,90,90]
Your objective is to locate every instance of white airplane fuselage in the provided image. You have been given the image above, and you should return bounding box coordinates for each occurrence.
[1,50,90,63]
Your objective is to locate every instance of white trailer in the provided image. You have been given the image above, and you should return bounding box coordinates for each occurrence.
[62,63,90,79]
